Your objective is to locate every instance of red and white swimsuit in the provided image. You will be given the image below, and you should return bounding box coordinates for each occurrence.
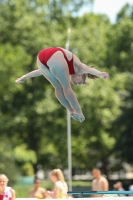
[0,187,12,200]
[38,47,75,75]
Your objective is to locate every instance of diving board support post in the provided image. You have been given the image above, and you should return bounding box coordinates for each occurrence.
[66,28,72,191]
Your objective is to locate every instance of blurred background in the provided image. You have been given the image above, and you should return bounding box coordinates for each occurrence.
[0,0,133,197]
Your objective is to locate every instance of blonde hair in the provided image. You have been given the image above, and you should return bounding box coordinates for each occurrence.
[50,169,65,182]
[0,174,9,182]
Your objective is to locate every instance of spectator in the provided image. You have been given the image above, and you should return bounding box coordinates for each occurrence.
[91,168,109,198]
[113,181,126,197]
[28,177,47,198]
[0,174,16,200]
[47,169,68,198]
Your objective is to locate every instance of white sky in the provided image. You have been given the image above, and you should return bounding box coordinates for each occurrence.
[80,0,133,23]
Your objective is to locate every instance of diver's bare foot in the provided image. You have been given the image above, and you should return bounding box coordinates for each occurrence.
[15,77,25,83]
[100,72,109,79]
[71,113,85,122]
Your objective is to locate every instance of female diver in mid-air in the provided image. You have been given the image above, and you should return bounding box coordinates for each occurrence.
[15,47,109,122]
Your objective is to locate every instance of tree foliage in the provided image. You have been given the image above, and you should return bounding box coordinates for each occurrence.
[0,0,133,178]
[111,74,133,164]
[0,136,19,184]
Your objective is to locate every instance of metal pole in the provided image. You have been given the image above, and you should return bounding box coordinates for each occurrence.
[65,28,72,191]
[67,109,72,191]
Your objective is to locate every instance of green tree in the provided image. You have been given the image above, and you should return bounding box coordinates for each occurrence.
[105,4,133,167]
[106,4,133,72]
[0,0,132,177]
[111,74,133,165]
[0,136,19,185]
[116,3,133,22]
[14,144,37,176]
[0,0,95,174]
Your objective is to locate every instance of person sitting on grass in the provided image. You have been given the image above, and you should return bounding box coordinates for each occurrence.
[28,177,47,199]
[46,169,68,199]
[0,174,16,200]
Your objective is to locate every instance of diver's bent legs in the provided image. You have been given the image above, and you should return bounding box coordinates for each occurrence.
[55,89,74,114]
[48,52,83,114]
[47,51,85,122]
[37,57,75,115]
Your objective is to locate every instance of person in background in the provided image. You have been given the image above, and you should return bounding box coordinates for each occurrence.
[113,181,126,197]
[28,177,47,199]
[0,174,16,200]
[91,168,109,198]
[47,169,68,198]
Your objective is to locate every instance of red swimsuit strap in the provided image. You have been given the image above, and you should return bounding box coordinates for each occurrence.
[0,195,3,200]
